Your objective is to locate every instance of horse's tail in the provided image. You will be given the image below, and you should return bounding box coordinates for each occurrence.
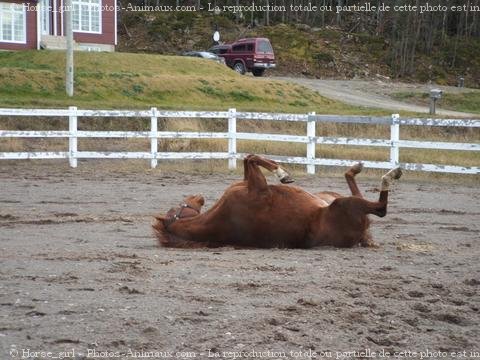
[152,216,208,248]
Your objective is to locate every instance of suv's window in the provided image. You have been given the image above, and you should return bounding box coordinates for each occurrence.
[232,44,246,52]
[210,46,229,54]
[257,40,273,53]
[232,43,254,52]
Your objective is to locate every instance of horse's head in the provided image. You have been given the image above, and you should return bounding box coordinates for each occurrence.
[163,194,205,228]
[184,194,205,212]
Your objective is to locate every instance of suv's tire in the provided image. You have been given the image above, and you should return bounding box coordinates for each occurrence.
[233,62,246,75]
[252,68,265,77]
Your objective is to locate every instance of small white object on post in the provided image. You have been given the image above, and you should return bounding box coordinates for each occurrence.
[390,114,400,167]
[213,30,220,43]
[228,108,237,170]
[307,111,316,174]
[68,106,78,168]
[429,89,442,115]
[150,107,158,169]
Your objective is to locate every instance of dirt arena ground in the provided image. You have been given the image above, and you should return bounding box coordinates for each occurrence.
[0,162,479,360]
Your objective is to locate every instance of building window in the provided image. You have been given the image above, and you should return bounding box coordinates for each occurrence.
[0,2,26,43]
[72,0,101,33]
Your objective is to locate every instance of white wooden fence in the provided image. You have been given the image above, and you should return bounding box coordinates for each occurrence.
[0,107,479,174]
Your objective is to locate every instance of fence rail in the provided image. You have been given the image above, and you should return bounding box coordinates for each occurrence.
[0,107,479,174]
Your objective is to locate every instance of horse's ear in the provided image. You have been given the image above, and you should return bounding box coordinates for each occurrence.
[198,196,205,206]
[154,215,166,222]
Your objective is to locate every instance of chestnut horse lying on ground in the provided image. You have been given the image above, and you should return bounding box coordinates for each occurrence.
[153,154,402,248]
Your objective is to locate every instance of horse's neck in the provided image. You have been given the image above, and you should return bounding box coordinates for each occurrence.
[169,212,216,242]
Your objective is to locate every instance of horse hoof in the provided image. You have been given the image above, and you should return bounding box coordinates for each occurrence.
[280,175,295,184]
[351,162,364,175]
[363,241,380,249]
[387,167,403,180]
[381,167,402,191]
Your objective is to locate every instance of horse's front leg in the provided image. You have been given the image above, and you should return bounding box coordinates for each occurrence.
[243,154,294,184]
[345,162,364,197]
[244,155,270,193]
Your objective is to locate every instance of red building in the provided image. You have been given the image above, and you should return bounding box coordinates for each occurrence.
[0,0,117,51]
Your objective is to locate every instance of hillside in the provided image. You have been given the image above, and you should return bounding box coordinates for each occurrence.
[118,12,480,88]
[0,50,373,113]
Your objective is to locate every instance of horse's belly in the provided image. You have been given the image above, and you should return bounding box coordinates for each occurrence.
[225,194,315,248]
[211,185,321,248]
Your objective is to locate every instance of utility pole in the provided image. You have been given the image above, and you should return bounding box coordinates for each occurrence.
[65,0,74,97]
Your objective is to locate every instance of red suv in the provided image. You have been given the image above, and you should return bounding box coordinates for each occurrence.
[209,38,276,77]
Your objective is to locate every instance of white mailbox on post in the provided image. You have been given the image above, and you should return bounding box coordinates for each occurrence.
[430,89,443,115]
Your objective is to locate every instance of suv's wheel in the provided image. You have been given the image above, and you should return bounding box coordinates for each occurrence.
[252,68,265,77]
[233,62,246,75]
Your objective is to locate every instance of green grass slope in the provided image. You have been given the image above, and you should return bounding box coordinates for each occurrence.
[0,50,385,114]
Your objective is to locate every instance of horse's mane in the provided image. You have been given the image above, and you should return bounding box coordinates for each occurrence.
[152,216,211,248]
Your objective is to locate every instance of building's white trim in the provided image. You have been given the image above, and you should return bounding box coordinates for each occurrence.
[36,2,41,48]
[114,0,117,45]
[60,0,63,36]
[53,0,57,35]
[39,0,51,35]
[0,39,28,44]
[99,0,102,34]
[0,38,28,44]
[73,29,101,34]
[23,3,28,44]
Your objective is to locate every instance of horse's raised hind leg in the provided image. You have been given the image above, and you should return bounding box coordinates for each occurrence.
[327,167,401,248]
[345,162,364,197]
[364,167,403,217]
[243,154,294,184]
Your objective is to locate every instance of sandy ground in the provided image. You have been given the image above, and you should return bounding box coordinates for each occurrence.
[274,78,478,117]
[0,162,479,360]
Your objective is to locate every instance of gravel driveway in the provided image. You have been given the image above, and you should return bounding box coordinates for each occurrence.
[274,78,478,117]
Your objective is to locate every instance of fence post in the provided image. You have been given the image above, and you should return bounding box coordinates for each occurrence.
[390,114,400,167]
[228,108,237,170]
[68,106,77,168]
[150,107,158,169]
[307,112,316,174]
